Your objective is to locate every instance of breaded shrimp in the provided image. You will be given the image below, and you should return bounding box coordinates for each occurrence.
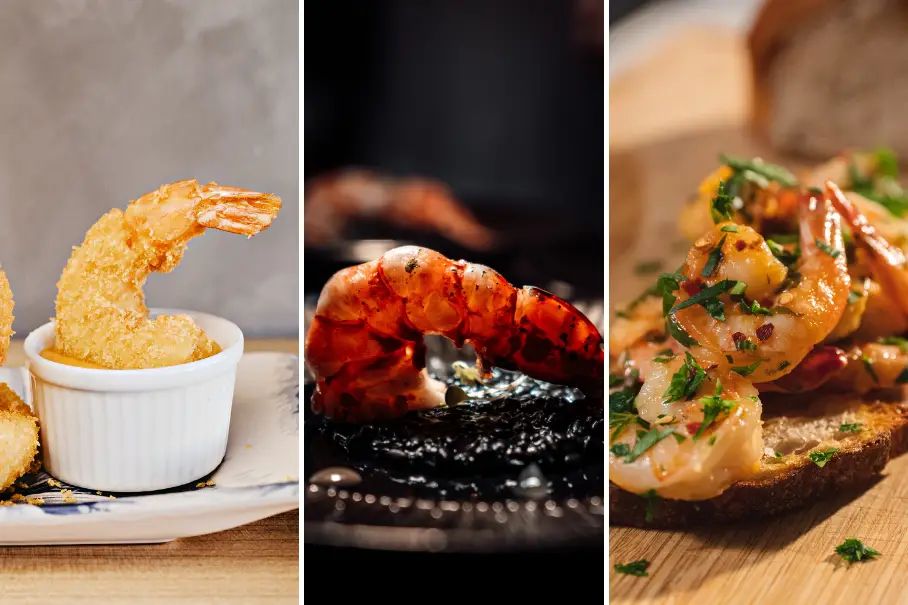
[0,384,39,494]
[53,179,282,369]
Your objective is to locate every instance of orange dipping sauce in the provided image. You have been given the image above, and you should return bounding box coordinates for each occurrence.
[40,348,108,369]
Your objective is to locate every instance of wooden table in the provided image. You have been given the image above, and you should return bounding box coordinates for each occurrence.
[609,27,908,605]
[0,339,299,605]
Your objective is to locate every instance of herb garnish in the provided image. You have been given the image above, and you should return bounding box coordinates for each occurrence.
[670,279,739,322]
[808,448,840,468]
[898,367,908,384]
[666,314,699,347]
[848,290,864,305]
[700,236,727,278]
[739,299,773,316]
[643,490,659,524]
[610,443,630,457]
[609,374,623,388]
[834,538,880,563]
[710,180,735,224]
[624,426,677,463]
[735,336,757,351]
[652,348,676,363]
[663,352,707,402]
[732,361,762,377]
[720,154,798,187]
[655,271,686,315]
[614,559,650,577]
[721,225,739,233]
[861,354,879,383]
[815,238,841,259]
[879,336,908,352]
[693,380,737,441]
[839,423,862,433]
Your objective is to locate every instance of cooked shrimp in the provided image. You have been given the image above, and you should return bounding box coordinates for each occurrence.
[757,345,848,394]
[609,355,763,500]
[304,169,495,250]
[54,179,282,369]
[304,245,604,422]
[610,295,663,359]
[827,180,908,326]
[671,186,850,383]
[824,342,908,394]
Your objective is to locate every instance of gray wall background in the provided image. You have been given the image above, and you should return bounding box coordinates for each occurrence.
[0,0,298,339]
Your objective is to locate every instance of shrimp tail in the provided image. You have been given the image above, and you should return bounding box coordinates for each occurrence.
[196,182,282,236]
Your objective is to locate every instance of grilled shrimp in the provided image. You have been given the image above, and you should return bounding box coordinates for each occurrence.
[609,355,763,500]
[304,245,604,422]
[54,179,282,369]
[671,186,850,383]
[304,169,495,250]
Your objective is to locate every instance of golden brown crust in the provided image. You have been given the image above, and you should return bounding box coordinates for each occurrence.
[610,396,908,528]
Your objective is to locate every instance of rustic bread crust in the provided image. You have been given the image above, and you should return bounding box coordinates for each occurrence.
[610,396,908,528]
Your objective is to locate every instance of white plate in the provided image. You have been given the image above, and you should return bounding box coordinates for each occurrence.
[0,352,300,545]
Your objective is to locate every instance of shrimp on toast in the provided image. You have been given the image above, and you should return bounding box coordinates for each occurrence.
[670,185,850,383]
[54,179,282,369]
[304,245,604,422]
[609,354,763,500]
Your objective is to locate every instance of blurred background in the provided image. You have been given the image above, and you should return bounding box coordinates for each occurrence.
[304,0,604,314]
[0,0,298,339]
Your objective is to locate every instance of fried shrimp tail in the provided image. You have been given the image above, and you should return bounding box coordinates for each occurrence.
[54,179,282,369]
[304,245,604,422]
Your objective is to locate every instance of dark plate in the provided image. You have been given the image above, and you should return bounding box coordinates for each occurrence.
[303,301,605,552]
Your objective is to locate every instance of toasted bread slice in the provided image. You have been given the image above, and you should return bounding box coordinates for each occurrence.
[610,391,908,528]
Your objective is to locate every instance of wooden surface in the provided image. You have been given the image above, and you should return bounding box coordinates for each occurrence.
[0,338,300,605]
[609,27,908,605]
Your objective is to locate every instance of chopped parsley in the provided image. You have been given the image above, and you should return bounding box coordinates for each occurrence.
[708,435,717,446]
[815,238,841,259]
[666,314,699,347]
[610,443,631,457]
[861,354,879,383]
[839,423,862,433]
[652,348,676,363]
[404,258,419,273]
[898,367,908,384]
[710,180,735,224]
[610,388,637,414]
[765,233,799,244]
[614,559,650,577]
[848,290,864,305]
[610,413,636,442]
[766,239,800,267]
[774,451,783,458]
[609,374,624,388]
[656,271,686,315]
[721,225,739,233]
[700,235,727,278]
[777,361,792,372]
[643,489,659,524]
[663,352,707,402]
[808,448,840,468]
[694,380,737,440]
[879,336,908,352]
[719,154,798,187]
[732,361,762,377]
[624,426,677,463]
[735,336,757,351]
[739,299,773,316]
[835,538,880,563]
[729,281,747,297]
[670,279,739,322]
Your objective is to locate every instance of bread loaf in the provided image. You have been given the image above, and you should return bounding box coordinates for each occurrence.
[749,0,908,159]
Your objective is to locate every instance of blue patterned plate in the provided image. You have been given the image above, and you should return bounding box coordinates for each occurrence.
[0,353,300,545]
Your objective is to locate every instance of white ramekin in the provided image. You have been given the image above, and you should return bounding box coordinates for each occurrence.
[23,309,244,493]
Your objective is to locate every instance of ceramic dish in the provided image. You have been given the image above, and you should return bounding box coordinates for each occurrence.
[0,351,299,545]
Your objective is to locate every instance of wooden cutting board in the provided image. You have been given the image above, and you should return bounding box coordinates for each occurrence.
[609,26,908,605]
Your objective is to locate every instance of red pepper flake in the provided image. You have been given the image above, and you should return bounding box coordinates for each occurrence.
[732,332,746,345]
[682,279,704,296]
[735,240,747,251]
[756,323,775,341]
[686,422,702,435]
